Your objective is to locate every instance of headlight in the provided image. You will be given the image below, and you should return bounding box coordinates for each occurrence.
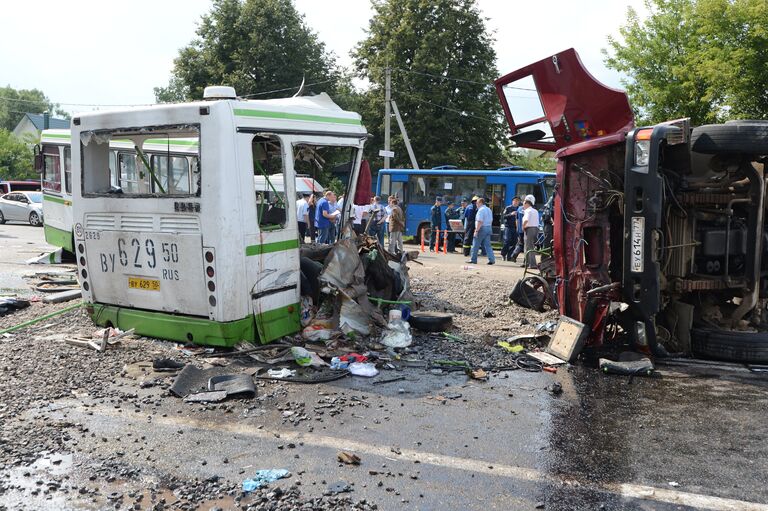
[634,140,650,166]
[634,128,653,166]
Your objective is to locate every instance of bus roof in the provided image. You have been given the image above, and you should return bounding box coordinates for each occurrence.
[379,168,554,178]
[72,92,367,138]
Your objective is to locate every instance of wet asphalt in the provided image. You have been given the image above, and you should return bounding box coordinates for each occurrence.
[6,362,768,510]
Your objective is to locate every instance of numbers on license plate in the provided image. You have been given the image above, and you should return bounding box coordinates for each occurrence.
[128,277,160,291]
[631,217,644,273]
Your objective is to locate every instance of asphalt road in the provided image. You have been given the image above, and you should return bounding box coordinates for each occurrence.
[2,227,768,510]
[0,223,61,294]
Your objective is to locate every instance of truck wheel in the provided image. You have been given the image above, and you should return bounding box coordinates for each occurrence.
[691,121,768,155]
[691,327,768,364]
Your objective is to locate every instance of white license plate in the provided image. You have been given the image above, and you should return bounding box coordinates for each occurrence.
[631,217,644,273]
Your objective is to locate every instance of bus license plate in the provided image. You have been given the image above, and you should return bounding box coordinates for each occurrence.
[631,217,644,273]
[128,277,160,291]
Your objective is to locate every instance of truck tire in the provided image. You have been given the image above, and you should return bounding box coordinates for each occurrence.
[691,327,768,364]
[408,311,453,332]
[691,121,768,155]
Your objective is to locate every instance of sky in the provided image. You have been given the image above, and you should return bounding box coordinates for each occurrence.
[0,0,644,116]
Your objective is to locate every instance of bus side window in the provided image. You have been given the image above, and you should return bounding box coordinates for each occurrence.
[516,182,544,207]
[118,153,139,193]
[252,135,286,229]
[64,147,72,194]
[109,151,118,188]
[42,146,61,192]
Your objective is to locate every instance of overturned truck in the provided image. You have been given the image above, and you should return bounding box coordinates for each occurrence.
[496,48,768,363]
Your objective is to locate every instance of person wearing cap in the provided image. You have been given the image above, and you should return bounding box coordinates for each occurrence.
[462,195,479,257]
[500,196,520,261]
[444,199,460,252]
[510,196,526,262]
[467,197,496,265]
[522,194,540,268]
[429,196,443,252]
[296,193,310,242]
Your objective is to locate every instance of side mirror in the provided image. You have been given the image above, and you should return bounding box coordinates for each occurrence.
[33,145,43,173]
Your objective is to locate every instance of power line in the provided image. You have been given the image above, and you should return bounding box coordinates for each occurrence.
[391,88,499,123]
[240,79,336,98]
[392,67,536,92]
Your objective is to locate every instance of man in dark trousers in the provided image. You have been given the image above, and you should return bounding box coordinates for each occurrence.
[462,195,478,257]
[429,196,443,251]
[444,200,460,252]
[500,196,520,261]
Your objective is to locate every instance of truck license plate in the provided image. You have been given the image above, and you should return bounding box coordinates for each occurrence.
[631,217,644,273]
[128,277,160,291]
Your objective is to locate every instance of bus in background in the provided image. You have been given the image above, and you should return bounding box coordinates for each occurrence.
[376,166,554,241]
[38,129,200,254]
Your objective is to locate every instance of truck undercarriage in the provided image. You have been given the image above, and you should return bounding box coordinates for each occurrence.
[496,49,768,363]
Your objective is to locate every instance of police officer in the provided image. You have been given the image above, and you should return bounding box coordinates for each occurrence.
[500,196,520,261]
[429,196,443,251]
[462,195,478,257]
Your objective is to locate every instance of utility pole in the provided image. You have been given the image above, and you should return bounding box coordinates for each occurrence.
[384,66,391,169]
[391,100,419,170]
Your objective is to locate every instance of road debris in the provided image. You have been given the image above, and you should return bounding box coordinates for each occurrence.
[338,451,361,465]
[242,469,291,492]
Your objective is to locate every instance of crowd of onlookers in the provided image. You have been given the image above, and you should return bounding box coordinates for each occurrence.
[296,191,540,268]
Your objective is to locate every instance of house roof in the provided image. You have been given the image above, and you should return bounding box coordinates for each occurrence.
[22,113,70,130]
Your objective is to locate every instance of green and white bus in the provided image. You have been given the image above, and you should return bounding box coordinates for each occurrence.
[72,87,366,346]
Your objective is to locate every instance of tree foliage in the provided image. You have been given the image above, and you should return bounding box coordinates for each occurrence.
[0,129,34,180]
[502,148,556,173]
[155,0,339,101]
[353,0,504,170]
[0,86,68,132]
[604,0,768,125]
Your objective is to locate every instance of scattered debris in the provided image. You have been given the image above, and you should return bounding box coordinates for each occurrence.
[152,358,185,372]
[0,297,30,316]
[546,316,587,363]
[348,362,379,377]
[526,351,567,366]
[242,469,291,492]
[497,341,525,353]
[338,451,361,465]
[548,382,563,395]
[183,391,228,403]
[41,289,81,303]
[599,353,655,376]
[208,374,257,399]
[267,368,297,379]
[326,481,353,495]
[407,311,453,332]
[469,368,488,381]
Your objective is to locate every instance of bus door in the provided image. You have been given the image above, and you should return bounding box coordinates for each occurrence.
[485,176,507,227]
[240,133,301,344]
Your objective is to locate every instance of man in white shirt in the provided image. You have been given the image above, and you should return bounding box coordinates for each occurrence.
[466,197,496,265]
[296,193,310,242]
[522,194,540,268]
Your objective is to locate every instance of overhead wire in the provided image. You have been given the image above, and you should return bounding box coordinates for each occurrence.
[390,88,499,123]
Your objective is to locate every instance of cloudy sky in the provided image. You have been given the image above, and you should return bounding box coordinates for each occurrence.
[0,0,644,115]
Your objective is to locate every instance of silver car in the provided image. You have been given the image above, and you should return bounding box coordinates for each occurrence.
[0,191,44,226]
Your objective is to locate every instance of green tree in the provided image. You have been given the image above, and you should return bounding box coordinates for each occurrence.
[604,0,768,125]
[0,129,34,180]
[0,86,68,132]
[502,148,556,173]
[353,0,504,170]
[155,0,339,102]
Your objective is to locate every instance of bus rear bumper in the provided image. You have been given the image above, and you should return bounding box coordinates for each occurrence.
[44,224,74,253]
[89,303,256,347]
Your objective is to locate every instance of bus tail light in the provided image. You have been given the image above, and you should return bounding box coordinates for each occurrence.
[203,248,217,316]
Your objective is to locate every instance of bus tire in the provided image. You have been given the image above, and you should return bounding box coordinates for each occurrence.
[29,211,42,227]
[691,121,768,155]
[415,223,430,245]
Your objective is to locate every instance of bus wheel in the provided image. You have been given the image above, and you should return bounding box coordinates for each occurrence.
[29,211,42,227]
[415,223,430,245]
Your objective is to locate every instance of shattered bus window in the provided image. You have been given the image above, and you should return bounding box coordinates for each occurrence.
[252,135,287,229]
[80,126,200,196]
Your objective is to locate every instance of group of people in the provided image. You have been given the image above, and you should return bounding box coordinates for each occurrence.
[429,194,540,268]
[296,191,407,254]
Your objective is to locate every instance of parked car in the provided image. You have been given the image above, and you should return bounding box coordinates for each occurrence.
[0,191,44,226]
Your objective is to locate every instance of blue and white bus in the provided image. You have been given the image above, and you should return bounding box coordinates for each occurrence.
[376,166,555,240]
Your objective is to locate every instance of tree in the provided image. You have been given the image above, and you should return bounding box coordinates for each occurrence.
[502,148,556,173]
[0,86,68,132]
[155,0,339,102]
[604,0,768,125]
[0,129,34,180]
[353,0,504,170]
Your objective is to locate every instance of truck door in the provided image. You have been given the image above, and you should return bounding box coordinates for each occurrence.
[240,133,301,344]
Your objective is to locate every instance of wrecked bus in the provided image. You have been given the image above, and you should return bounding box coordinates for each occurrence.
[71,87,367,346]
[496,48,768,363]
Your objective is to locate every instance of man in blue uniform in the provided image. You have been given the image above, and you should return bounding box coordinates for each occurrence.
[444,200,460,252]
[500,196,520,261]
[462,196,478,257]
[429,196,443,251]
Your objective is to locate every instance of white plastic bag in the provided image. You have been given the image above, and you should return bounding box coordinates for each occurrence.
[381,318,413,348]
